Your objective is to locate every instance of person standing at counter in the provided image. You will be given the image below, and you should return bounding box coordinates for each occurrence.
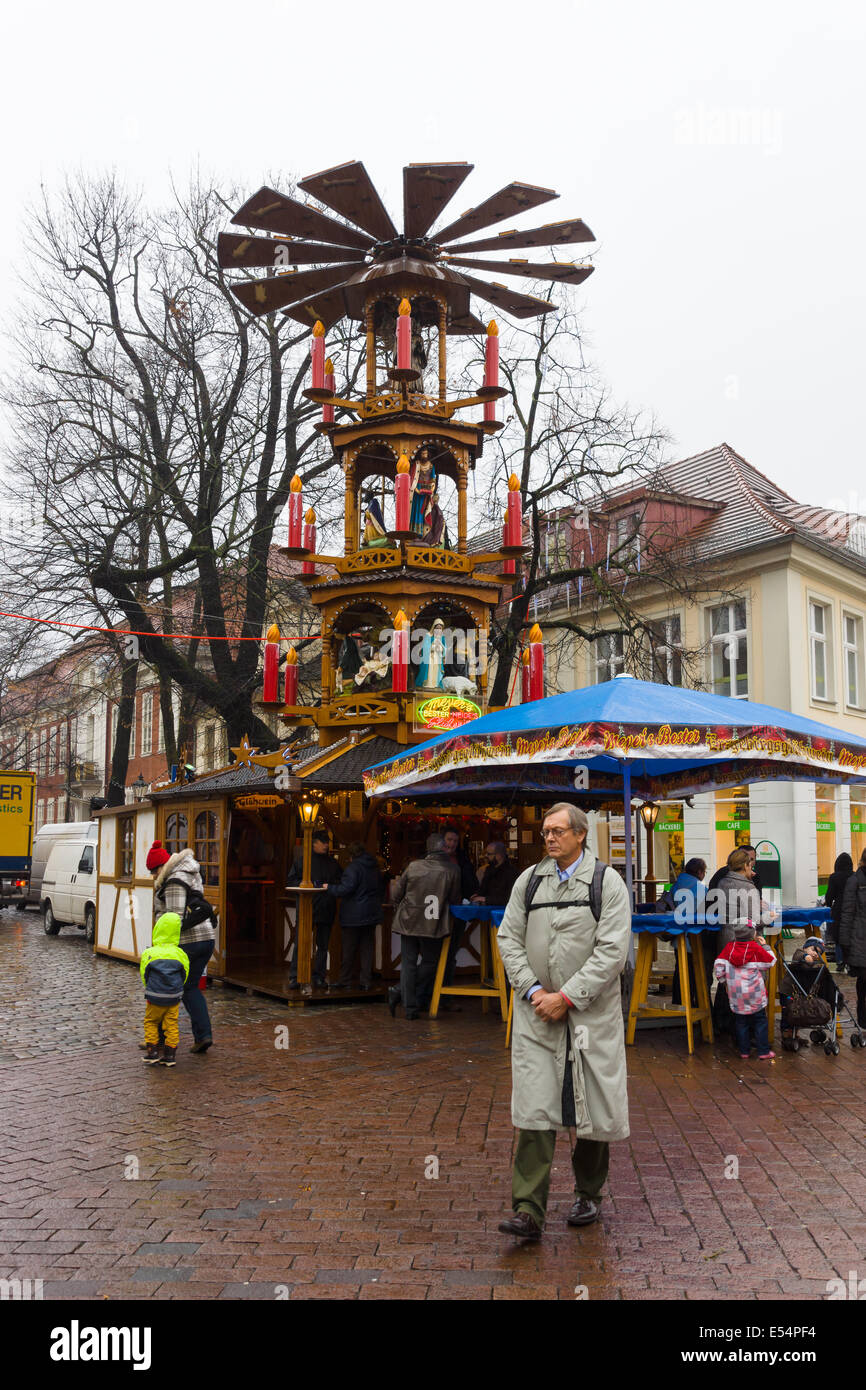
[287,830,342,989]
[327,843,383,992]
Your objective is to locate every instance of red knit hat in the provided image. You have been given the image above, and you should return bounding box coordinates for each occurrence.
[146,840,171,872]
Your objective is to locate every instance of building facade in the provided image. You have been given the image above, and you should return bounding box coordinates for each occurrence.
[535,443,866,904]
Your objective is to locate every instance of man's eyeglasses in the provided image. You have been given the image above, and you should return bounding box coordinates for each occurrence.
[541,826,573,839]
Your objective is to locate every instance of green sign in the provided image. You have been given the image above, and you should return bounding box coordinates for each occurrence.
[657,819,683,833]
[851,822,866,833]
[715,819,750,831]
[816,821,836,832]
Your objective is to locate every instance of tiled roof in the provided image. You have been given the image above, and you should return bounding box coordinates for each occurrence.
[299,736,403,788]
[149,762,275,799]
[651,443,865,567]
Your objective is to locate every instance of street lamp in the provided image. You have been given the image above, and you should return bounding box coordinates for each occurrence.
[639,802,659,903]
[295,799,321,991]
[639,802,659,831]
[132,773,147,803]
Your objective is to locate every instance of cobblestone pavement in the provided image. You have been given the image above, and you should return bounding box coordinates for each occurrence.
[3,907,866,1301]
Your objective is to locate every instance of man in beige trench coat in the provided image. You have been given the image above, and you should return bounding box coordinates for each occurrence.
[497,802,632,1240]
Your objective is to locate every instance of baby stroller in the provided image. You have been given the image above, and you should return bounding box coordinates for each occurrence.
[779,936,865,1055]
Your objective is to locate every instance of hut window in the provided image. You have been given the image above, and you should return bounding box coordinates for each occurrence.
[165,811,188,855]
[117,815,135,880]
[195,810,220,887]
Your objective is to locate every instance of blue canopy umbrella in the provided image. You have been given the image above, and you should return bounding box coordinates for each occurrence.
[363,675,866,897]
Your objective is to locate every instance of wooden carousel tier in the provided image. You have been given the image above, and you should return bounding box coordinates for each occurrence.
[279,541,518,581]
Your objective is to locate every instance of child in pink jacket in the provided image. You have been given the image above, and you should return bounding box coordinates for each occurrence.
[714,921,776,1060]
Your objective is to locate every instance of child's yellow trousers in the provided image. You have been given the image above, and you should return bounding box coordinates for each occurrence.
[144,1002,179,1047]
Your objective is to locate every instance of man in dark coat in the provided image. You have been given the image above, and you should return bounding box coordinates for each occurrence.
[472,842,520,908]
[388,834,461,1018]
[839,852,866,1023]
[442,826,479,995]
[327,843,384,990]
[287,830,342,988]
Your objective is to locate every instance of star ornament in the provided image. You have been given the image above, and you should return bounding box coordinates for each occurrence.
[231,735,260,767]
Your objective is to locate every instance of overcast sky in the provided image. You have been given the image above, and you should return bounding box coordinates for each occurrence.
[2,0,863,511]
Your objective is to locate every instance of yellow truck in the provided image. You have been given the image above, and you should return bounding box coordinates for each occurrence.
[0,770,36,910]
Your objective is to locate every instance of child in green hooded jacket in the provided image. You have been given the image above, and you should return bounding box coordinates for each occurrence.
[140,913,190,1067]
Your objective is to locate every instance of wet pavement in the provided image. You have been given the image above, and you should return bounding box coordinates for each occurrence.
[2,907,866,1301]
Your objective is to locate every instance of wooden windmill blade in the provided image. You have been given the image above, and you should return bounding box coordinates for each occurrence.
[279,282,357,331]
[433,181,559,246]
[230,265,358,317]
[217,232,366,271]
[402,162,474,238]
[444,256,594,286]
[454,272,556,319]
[444,216,596,254]
[231,186,374,250]
[298,161,398,243]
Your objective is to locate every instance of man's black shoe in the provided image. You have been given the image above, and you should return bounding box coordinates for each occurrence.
[566,1197,600,1227]
[498,1211,541,1241]
[387,986,401,1017]
[405,1009,419,1020]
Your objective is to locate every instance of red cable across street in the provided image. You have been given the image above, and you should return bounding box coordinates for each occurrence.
[0,610,320,643]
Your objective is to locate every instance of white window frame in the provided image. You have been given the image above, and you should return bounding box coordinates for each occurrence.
[649,614,683,686]
[141,691,153,757]
[128,698,136,760]
[842,609,865,711]
[707,600,749,700]
[808,596,835,704]
[594,632,625,683]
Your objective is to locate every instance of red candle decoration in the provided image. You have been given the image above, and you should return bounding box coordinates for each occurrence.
[284,646,298,706]
[263,623,280,703]
[311,319,325,391]
[506,473,522,546]
[521,647,531,703]
[302,507,316,576]
[395,454,411,532]
[322,357,335,425]
[484,319,499,388]
[392,609,409,693]
[396,297,412,373]
[502,511,515,576]
[288,474,303,548]
[528,622,544,701]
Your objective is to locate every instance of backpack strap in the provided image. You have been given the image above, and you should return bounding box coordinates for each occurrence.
[524,858,609,922]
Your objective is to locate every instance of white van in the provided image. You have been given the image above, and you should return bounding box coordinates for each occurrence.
[27,821,97,909]
[40,824,99,943]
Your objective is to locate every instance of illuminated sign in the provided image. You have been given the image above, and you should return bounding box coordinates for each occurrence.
[235,794,285,810]
[416,695,482,732]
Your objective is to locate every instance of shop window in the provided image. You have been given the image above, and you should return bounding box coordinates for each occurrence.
[195,810,220,887]
[709,601,748,698]
[715,787,750,868]
[595,632,624,683]
[815,785,836,894]
[164,812,188,856]
[141,692,153,757]
[809,600,834,702]
[117,814,135,880]
[851,792,866,866]
[843,613,864,709]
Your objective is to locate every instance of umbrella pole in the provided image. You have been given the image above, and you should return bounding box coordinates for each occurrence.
[623,763,634,907]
